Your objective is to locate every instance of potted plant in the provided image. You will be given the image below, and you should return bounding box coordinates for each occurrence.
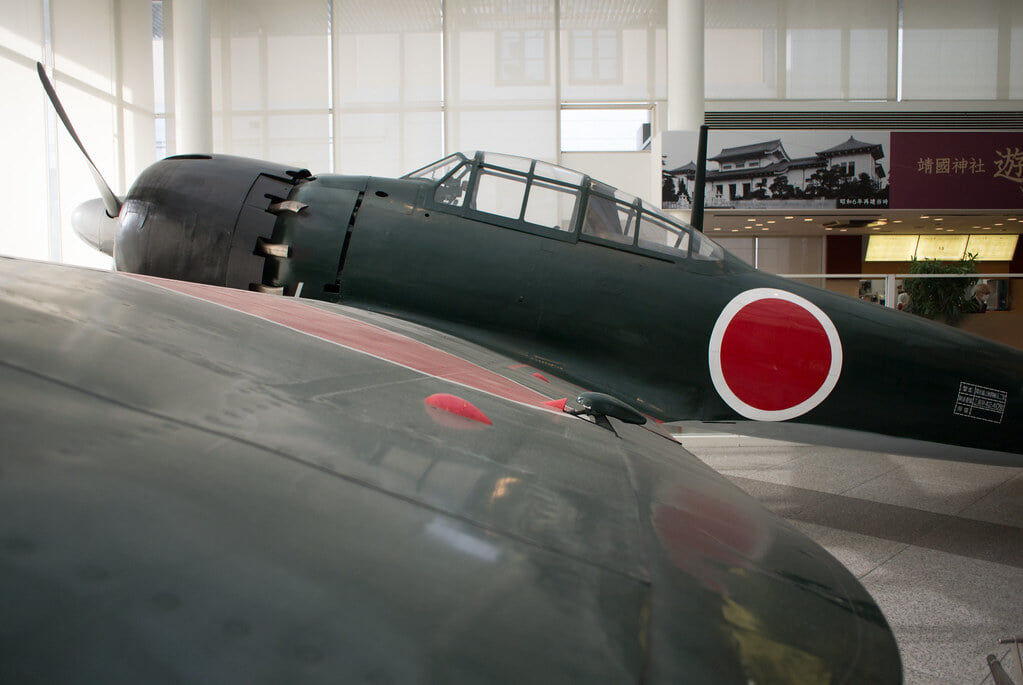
[902,255,978,326]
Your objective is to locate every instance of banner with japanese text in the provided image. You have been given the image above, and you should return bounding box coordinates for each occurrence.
[889,132,1023,209]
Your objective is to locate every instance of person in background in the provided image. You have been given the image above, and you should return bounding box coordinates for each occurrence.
[897,292,910,312]
[970,283,991,313]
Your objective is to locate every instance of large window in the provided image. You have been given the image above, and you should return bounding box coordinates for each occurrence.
[902,0,1001,100]
[558,0,663,152]
[706,0,894,101]
[705,0,781,99]
[211,0,332,172]
[498,31,547,85]
[569,29,620,84]
[560,108,651,152]
[705,0,1023,103]
[0,0,153,268]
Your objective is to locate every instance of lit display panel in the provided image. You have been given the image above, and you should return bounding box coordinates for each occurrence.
[864,235,919,261]
[915,234,969,260]
[965,234,1019,261]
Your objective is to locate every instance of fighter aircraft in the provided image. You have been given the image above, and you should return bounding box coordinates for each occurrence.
[14,60,989,685]
[41,56,1021,468]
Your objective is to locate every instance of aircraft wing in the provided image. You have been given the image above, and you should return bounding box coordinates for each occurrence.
[0,257,900,683]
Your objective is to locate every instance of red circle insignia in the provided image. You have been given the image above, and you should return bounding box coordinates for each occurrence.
[709,289,843,421]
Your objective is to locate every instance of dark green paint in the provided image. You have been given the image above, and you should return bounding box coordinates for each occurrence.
[23,68,912,684]
[0,258,900,683]
[109,152,1022,464]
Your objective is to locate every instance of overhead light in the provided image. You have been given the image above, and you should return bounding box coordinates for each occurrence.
[983,227,992,230]
[767,220,776,224]
[934,217,943,222]
[995,223,1004,226]
[761,227,769,231]
[712,227,721,231]
[731,228,739,232]
[784,216,795,219]
[839,228,848,232]
[920,215,930,219]
[893,219,903,224]
[825,226,833,231]
[804,218,813,222]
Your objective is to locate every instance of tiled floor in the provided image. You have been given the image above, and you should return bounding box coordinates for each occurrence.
[676,434,1023,685]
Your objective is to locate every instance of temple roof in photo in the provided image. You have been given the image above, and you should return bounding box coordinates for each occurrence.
[817,136,885,159]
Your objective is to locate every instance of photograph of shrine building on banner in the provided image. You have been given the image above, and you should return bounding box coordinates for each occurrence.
[662,130,891,211]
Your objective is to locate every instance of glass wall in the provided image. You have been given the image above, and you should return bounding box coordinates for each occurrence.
[5,0,1023,266]
[206,0,668,172]
[210,0,331,171]
[705,0,896,101]
[333,0,443,176]
[902,0,1006,100]
[443,0,558,162]
[200,0,1023,175]
[0,0,153,268]
[0,0,50,262]
[560,0,665,103]
[706,0,1023,102]
[712,236,824,276]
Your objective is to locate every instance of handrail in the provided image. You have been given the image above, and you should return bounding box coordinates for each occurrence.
[776,273,1023,308]
[779,273,1023,279]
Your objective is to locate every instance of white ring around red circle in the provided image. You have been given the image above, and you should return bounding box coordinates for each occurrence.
[708,288,843,422]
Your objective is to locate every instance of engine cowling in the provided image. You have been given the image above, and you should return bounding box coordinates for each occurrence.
[115,154,313,292]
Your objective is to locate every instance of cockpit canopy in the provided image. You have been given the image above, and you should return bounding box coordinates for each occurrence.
[406,151,724,262]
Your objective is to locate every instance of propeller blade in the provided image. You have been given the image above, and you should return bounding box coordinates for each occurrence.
[36,62,122,218]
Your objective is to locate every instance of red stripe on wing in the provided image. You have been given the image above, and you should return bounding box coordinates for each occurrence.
[127,275,560,412]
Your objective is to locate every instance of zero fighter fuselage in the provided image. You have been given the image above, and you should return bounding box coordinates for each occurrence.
[110,151,1023,465]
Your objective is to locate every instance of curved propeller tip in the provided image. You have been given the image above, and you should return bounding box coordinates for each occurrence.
[36,62,122,219]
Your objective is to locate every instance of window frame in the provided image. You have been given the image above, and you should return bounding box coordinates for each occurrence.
[568,29,623,86]
[496,30,549,86]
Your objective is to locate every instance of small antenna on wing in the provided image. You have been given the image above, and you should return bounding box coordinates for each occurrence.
[567,392,647,434]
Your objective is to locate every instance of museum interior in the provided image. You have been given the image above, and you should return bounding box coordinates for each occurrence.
[1,1,1021,684]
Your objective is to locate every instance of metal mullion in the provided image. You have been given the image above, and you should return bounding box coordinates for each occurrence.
[518,159,538,221]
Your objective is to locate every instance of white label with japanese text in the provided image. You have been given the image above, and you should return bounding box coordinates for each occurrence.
[954,382,1007,424]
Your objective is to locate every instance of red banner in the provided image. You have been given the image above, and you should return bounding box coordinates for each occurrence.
[890,132,1023,209]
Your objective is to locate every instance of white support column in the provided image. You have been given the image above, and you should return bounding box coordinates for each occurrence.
[666,0,705,132]
[886,273,897,308]
[172,0,212,154]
